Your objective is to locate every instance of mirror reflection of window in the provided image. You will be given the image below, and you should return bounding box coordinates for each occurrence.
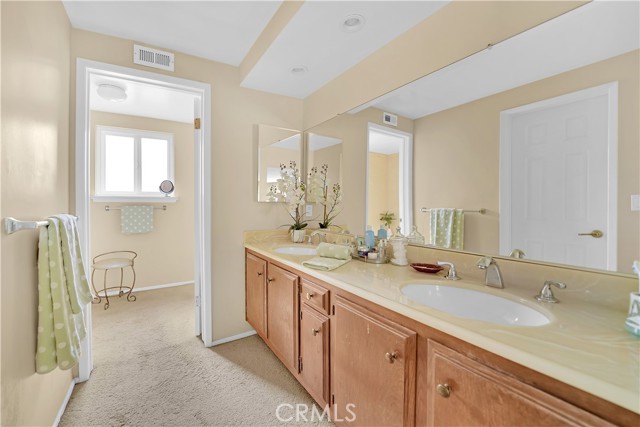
[257,125,301,202]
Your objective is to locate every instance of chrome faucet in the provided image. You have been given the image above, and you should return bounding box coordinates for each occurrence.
[535,281,566,303]
[437,261,460,280]
[509,249,526,259]
[308,231,327,244]
[476,256,504,288]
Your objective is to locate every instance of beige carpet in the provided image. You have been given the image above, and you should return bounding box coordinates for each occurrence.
[60,285,332,427]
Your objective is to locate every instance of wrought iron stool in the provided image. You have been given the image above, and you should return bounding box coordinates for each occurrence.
[91,251,137,310]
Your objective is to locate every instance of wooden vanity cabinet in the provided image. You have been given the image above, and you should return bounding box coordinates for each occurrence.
[245,252,267,338]
[425,340,613,427]
[332,295,417,427]
[299,303,330,406]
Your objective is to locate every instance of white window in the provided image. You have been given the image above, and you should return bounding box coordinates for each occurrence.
[95,126,174,200]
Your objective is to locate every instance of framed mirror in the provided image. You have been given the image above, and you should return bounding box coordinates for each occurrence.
[304,1,639,275]
[257,124,301,202]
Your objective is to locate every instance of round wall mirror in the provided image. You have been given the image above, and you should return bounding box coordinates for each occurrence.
[159,180,175,196]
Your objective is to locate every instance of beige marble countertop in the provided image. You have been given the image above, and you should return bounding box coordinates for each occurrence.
[244,235,640,414]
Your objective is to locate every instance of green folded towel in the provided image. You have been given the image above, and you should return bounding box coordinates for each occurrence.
[316,242,351,260]
[302,257,350,271]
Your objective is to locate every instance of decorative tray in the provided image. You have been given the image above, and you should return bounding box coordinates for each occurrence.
[410,263,443,274]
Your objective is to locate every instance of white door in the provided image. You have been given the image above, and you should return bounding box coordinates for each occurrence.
[193,98,202,336]
[500,83,617,270]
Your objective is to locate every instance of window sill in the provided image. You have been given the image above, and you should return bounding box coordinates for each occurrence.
[91,196,178,203]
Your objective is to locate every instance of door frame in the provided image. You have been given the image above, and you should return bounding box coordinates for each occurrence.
[75,59,213,382]
[499,81,618,270]
[366,123,413,236]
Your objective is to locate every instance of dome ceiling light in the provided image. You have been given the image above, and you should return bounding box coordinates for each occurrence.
[97,83,128,102]
[341,14,365,33]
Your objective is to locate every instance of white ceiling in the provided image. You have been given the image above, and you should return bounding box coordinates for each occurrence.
[308,133,342,152]
[356,1,639,119]
[240,1,447,98]
[63,1,281,66]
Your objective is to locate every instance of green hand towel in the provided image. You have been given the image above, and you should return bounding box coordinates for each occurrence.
[316,242,351,260]
[302,257,350,271]
[430,208,464,250]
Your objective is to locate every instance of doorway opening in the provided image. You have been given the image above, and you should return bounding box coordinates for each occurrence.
[366,123,413,236]
[75,59,212,382]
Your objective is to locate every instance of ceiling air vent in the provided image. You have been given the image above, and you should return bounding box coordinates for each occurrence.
[133,44,174,71]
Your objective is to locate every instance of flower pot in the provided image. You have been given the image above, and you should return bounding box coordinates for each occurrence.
[290,229,306,243]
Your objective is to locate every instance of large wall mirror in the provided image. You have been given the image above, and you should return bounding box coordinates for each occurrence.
[257,124,301,202]
[305,1,639,275]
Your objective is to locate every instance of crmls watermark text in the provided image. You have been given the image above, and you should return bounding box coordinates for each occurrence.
[275,403,357,423]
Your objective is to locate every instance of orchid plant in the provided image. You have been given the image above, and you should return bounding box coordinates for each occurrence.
[308,164,342,229]
[269,161,307,230]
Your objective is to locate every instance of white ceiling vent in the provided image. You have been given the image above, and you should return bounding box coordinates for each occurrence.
[133,44,174,71]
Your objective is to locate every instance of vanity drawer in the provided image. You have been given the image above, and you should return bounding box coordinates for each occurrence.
[300,279,329,314]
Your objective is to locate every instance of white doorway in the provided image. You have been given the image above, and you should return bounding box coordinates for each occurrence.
[75,59,213,382]
[499,82,618,270]
[366,123,413,236]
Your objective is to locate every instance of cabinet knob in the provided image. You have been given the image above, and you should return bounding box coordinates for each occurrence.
[384,351,399,363]
[436,383,452,398]
[267,277,274,283]
[306,292,315,300]
[312,328,320,336]
[257,272,263,276]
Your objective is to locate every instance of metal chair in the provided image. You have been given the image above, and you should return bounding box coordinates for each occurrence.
[91,251,137,310]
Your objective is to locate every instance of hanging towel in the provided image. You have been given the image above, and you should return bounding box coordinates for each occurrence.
[302,257,350,271]
[429,208,465,250]
[121,206,154,234]
[36,215,92,373]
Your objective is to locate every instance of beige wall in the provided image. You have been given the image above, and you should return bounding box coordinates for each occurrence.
[303,1,585,129]
[89,112,194,290]
[367,152,399,230]
[413,50,639,271]
[1,1,73,425]
[307,107,413,234]
[70,29,303,341]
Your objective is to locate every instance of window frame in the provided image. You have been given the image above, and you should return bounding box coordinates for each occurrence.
[94,125,175,202]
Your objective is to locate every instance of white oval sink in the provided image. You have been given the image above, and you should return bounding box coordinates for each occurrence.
[401,283,550,327]
[273,245,317,256]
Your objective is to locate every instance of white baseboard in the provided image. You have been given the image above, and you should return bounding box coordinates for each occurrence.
[210,330,257,347]
[53,378,76,427]
[97,281,193,297]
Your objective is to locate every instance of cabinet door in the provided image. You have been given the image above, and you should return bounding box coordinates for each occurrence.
[299,304,330,407]
[266,263,299,372]
[333,296,417,427]
[245,252,267,338]
[426,340,613,427]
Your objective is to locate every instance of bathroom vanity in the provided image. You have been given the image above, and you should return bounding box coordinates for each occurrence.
[244,233,639,426]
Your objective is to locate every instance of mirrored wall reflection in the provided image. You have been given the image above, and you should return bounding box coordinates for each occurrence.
[257,124,301,202]
[307,133,343,191]
[305,1,638,274]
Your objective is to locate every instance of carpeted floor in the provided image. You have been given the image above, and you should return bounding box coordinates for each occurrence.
[60,285,332,426]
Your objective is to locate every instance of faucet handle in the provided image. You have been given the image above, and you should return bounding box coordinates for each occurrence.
[437,261,460,280]
[535,281,567,303]
[476,256,493,269]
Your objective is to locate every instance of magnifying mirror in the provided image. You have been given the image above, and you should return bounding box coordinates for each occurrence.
[159,180,175,196]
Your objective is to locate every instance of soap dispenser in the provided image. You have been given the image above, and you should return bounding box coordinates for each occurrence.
[377,224,387,240]
[365,225,375,249]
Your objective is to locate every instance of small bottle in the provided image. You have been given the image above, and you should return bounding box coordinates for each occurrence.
[377,224,387,240]
[365,225,375,249]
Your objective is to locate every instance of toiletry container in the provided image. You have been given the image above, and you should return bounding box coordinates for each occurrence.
[377,224,387,240]
[365,225,375,249]
[407,225,425,245]
[389,227,408,266]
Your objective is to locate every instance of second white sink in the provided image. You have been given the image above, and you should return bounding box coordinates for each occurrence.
[273,245,317,256]
[401,283,550,327]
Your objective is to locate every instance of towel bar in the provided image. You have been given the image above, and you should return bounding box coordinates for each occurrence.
[105,205,167,211]
[420,208,486,214]
[3,216,78,235]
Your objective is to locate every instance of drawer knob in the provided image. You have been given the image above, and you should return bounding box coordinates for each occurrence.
[306,292,315,300]
[267,277,274,283]
[257,272,263,276]
[436,383,452,398]
[384,351,399,363]
[312,328,320,336]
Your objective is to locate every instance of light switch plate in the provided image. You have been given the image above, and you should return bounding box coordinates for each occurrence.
[631,195,640,211]
[305,204,313,217]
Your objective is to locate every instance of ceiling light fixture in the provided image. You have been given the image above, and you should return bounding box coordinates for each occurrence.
[290,65,308,75]
[97,83,127,102]
[341,14,365,33]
